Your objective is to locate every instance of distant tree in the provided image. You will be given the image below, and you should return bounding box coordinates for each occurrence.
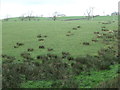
[26,11,33,21]
[111,12,118,16]
[52,11,58,21]
[53,16,56,21]
[86,8,92,20]
[85,7,94,20]
[93,15,100,18]
[111,12,118,21]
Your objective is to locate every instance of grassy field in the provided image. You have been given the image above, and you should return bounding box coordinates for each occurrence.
[2,16,118,59]
[2,16,119,88]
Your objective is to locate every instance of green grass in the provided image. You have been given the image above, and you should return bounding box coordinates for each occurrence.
[2,16,118,61]
[4,16,118,21]
[21,80,53,88]
[20,64,119,88]
[75,64,119,88]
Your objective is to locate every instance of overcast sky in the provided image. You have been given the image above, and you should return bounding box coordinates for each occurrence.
[0,0,119,19]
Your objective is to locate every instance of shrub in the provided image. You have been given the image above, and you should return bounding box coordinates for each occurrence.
[2,49,119,88]
[2,63,25,88]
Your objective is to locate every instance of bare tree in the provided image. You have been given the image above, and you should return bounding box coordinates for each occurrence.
[53,15,56,21]
[52,11,59,21]
[26,11,33,21]
[85,7,94,20]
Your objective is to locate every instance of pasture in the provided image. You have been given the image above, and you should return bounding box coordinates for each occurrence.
[2,16,119,88]
[2,16,118,59]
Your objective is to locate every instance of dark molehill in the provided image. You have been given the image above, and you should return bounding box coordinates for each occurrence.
[94,32,99,34]
[36,55,47,60]
[14,46,18,48]
[44,35,47,38]
[92,39,98,42]
[66,34,70,36]
[37,34,42,38]
[13,42,24,48]
[16,42,24,46]
[47,48,53,51]
[37,34,47,38]
[77,25,80,28]
[27,48,34,52]
[101,29,109,31]
[102,34,107,36]
[72,28,77,30]
[102,22,110,24]
[39,45,45,49]
[1,54,7,58]
[38,39,44,41]
[83,42,90,45]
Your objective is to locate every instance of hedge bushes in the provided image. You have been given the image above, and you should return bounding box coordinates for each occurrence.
[2,47,119,88]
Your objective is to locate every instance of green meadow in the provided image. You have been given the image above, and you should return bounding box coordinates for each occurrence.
[2,16,118,58]
[2,16,119,88]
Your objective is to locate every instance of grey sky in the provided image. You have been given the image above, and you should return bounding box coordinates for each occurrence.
[1,0,119,18]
